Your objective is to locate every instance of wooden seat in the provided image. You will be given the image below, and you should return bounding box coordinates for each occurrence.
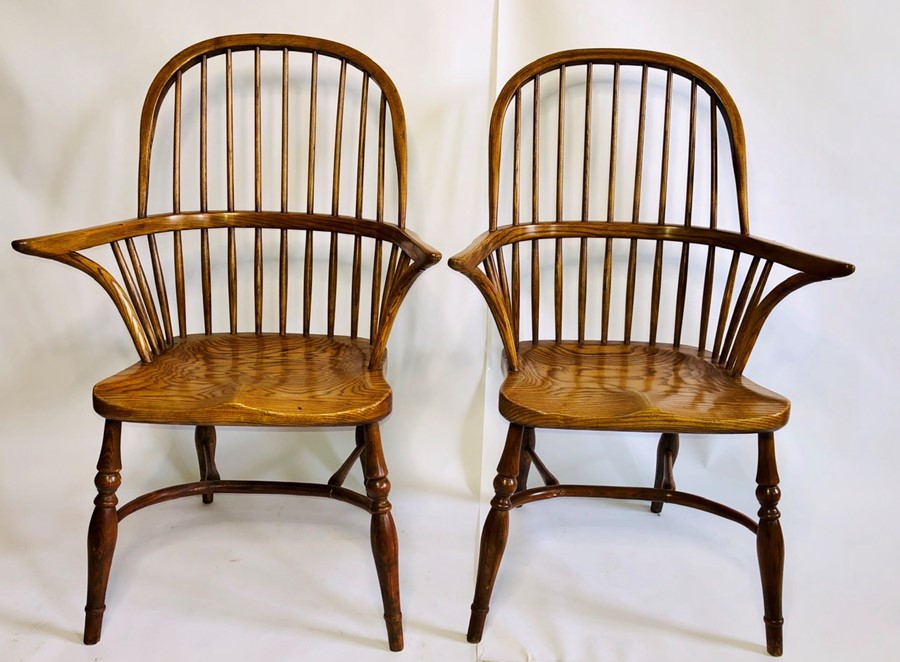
[450,49,853,656]
[93,334,392,426]
[501,342,790,433]
[12,34,439,651]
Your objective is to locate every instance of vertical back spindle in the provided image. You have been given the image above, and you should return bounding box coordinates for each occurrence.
[278,49,289,336]
[577,63,592,345]
[227,228,237,333]
[200,55,208,213]
[173,71,182,213]
[623,64,649,343]
[356,74,369,219]
[512,89,522,340]
[712,250,741,360]
[601,63,620,343]
[673,80,699,347]
[327,234,338,336]
[147,235,173,345]
[303,53,318,337]
[201,229,212,334]
[254,48,262,212]
[370,239,383,339]
[554,67,565,342]
[376,94,386,222]
[531,75,540,343]
[254,228,263,334]
[279,230,288,335]
[649,69,673,344]
[226,49,235,212]
[173,231,186,337]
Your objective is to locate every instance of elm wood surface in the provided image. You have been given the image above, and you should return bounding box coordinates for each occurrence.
[12,34,438,652]
[500,342,790,433]
[93,334,392,426]
[451,48,853,657]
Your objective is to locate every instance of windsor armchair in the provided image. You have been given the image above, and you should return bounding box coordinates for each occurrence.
[12,34,439,651]
[450,49,853,656]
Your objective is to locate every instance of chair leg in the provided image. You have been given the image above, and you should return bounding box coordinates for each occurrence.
[362,423,403,651]
[467,422,524,643]
[194,425,220,504]
[515,427,535,493]
[329,426,366,487]
[84,420,122,645]
[756,431,784,656]
[651,432,680,513]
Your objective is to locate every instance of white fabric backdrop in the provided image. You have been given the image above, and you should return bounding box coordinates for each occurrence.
[1,1,896,660]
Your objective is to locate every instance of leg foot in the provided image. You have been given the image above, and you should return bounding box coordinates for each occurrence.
[362,423,403,651]
[467,423,523,643]
[84,420,122,645]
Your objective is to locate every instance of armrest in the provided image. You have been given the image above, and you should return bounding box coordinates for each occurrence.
[394,225,442,272]
[13,211,442,265]
[703,232,854,280]
[450,222,854,280]
[13,211,442,366]
[449,230,520,369]
[449,221,854,374]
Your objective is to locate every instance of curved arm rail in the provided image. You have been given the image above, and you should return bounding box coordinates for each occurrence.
[449,221,853,374]
[13,212,440,366]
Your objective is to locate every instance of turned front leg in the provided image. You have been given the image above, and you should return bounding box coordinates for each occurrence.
[363,423,403,651]
[84,420,122,645]
[467,422,524,643]
[756,431,784,656]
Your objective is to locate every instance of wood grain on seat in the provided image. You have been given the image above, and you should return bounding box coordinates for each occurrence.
[93,334,391,426]
[500,342,789,433]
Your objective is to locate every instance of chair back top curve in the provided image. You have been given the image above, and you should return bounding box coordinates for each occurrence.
[451,49,853,377]
[488,49,748,234]
[13,35,439,366]
[137,34,408,225]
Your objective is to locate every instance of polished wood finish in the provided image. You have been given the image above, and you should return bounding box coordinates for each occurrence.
[451,49,853,656]
[500,342,790,433]
[84,420,122,645]
[92,334,392,426]
[12,34,439,651]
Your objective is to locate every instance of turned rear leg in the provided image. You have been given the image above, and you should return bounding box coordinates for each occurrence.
[468,422,524,643]
[756,431,784,656]
[515,427,535,492]
[328,426,366,487]
[194,425,220,504]
[651,433,679,513]
[515,427,558,495]
[362,423,403,651]
[84,420,122,645]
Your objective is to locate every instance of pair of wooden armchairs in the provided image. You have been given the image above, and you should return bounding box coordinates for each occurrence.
[13,35,852,655]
